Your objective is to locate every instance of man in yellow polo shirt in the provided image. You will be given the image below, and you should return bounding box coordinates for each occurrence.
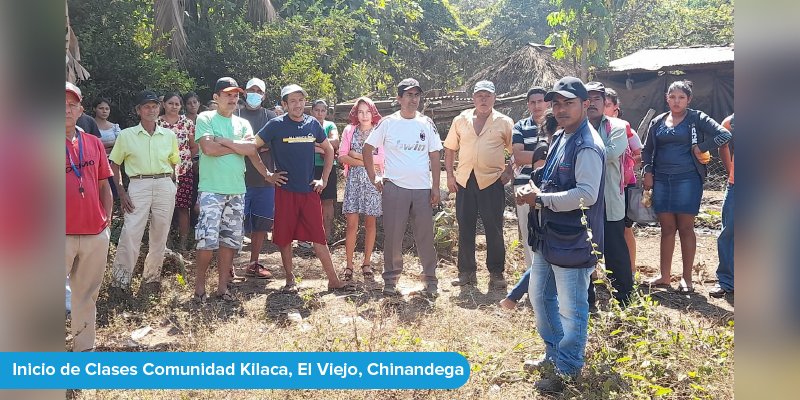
[109,90,180,297]
[444,80,514,290]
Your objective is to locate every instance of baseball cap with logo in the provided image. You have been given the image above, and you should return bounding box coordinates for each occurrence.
[585,81,606,94]
[135,90,160,106]
[544,76,589,102]
[245,78,266,92]
[66,82,82,102]
[473,80,496,94]
[397,78,422,96]
[214,77,245,94]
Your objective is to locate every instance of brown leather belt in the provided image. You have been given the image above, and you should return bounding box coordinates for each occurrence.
[130,173,172,179]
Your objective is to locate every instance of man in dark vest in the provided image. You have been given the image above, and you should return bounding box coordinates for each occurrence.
[515,77,606,393]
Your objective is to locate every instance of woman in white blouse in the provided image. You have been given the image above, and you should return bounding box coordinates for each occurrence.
[92,97,121,155]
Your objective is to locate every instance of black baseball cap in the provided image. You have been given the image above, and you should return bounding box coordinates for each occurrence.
[544,77,589,102]
[135,90,160,106]
[585,81,606,94]
[397,78,422,95]
[214,77,245,94]
[526,86,547,99]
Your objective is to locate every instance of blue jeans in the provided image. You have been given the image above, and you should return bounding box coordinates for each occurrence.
[529,253,593,376]
[716,183,734,291]
[507,267,531,302]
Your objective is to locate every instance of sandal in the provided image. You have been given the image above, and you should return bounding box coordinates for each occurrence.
[214,291,236,302]
[279,284,299,294]
[646,278,671,289]
[191,292,207,304]
[676,285,694,294]
[361,265,375,282]
[245,262,273,279]
[328,281,358,293]
[341,267,354,282]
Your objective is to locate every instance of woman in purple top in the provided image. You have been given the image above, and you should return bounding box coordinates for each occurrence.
[337,97,384,283]
[641,81,732,293]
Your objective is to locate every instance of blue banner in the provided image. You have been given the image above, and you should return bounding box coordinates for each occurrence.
[0,352,469,389]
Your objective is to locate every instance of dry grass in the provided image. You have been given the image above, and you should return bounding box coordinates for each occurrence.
[71,183,734,399]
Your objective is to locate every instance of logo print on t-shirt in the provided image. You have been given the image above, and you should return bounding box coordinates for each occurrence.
[419,130,425,141]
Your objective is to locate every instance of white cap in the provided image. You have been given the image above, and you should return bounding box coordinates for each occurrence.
[66,81,82,102]
[473,80,496,94]
[245,77,266,92]
[280,84,308,99]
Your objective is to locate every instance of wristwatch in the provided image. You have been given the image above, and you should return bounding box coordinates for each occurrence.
[535,196,544,208]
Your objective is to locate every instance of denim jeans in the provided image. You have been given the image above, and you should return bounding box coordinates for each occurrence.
[716,183,734,291]
[507,267,531,302]
[529,253,593,376]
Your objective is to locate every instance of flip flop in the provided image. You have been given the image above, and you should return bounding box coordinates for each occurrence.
[361,265,375,282]
[646,280,671,289]
[676,286,695,294]
[214,291,236,302]
[278,284,299,294]
[328,281,358,293]
[191,292,207,304]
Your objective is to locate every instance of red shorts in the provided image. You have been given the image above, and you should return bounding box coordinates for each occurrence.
[273,187,327,247]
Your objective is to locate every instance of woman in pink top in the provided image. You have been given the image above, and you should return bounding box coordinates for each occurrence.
[338,97,384,282]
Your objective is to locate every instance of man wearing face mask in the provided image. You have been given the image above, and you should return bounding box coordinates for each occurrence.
[236,78,278,279]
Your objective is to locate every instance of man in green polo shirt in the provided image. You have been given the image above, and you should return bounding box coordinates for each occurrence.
[109,90,180,297]
[192,77,286,303]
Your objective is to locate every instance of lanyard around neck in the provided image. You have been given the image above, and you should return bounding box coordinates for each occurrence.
[66,129,85,196]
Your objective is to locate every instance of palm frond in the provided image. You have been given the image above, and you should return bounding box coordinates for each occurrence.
[66,2,90,82]
[154,0,189,62]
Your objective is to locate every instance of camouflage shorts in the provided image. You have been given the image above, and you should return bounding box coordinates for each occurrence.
[195,192,245,250]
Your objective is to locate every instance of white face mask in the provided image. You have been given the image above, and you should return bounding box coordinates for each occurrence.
[246,92,263,108]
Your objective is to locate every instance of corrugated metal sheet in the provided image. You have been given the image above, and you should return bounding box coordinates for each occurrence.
[608,46,734,72]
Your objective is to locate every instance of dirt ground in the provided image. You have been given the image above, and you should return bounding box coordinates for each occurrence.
[70,181,734,399]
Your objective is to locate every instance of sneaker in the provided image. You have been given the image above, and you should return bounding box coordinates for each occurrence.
[245,262,273,279]
[451,274,477,287]
[534,375,567,394]
[709,284,731,298]
[489,274,507,289]
[523,358,555,374]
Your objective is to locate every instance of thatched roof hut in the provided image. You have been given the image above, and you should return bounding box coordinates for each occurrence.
[464,43,577,121]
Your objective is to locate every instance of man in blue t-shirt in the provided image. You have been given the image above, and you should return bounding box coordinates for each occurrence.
[254,84,353,293]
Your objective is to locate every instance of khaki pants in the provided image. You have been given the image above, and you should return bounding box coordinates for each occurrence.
[514,184,533,268]
[66,228,110,352]
[112,177,176,287]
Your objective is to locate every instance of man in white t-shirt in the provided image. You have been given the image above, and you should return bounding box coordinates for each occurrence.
[363,78,443,298]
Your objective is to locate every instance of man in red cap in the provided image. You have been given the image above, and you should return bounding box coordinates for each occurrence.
[65,82,114,351]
